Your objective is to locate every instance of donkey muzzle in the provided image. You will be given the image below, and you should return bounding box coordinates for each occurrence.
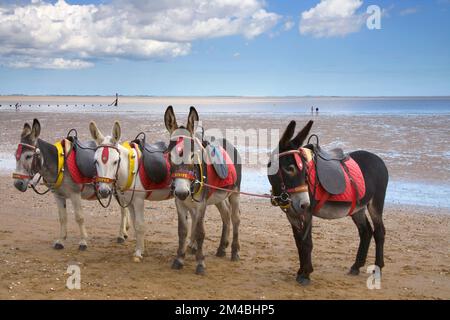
[13,179,28,192]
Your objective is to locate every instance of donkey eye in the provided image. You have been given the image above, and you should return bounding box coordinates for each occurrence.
[113,160,118,165]
[283,164,297,176]
[25,155,33,160]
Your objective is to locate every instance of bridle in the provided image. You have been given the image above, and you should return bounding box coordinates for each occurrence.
[270,148,309,211]
[12,142,41,181]
[94,144,121,185]
[169,135,206,202]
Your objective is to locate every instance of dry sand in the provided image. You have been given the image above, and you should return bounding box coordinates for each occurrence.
[0,110,449,299]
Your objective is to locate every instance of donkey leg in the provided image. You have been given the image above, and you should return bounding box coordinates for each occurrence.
[117,207,129,243]
[172,201,189,270]
[187,210,198,255]
[368,200,386,270]
[229,193,241,261]
[71,195,88,251]
[215,200,231,257]
[54,195,67,250]
[349,209,373,275]
[130,199,146,262]
[193,208,207,275]
[292,218,314,286]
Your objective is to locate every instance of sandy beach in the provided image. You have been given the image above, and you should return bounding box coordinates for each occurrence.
[0,107,449,300]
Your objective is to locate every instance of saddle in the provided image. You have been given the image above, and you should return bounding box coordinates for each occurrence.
[134,139,168,184]
[205,143,228,179]
[311,144,348,195]
[68,137,97,179]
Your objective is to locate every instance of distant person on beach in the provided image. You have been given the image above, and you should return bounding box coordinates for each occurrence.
[316,107,319,114]
[15,102,20,111]
[311,106,314,114]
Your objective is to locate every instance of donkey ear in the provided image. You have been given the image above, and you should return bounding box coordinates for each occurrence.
[291,120,313,148]
[21,122,32,138]
[164,106,178,134]
[111,121,121,144]
[89,121,104,145]
[186,106,199,134]
[279,120,296,148]
[30,119,41,141]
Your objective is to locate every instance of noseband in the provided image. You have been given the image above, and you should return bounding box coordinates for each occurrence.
[169,135,205,201]
[271,148,309,210]
[95,144,121,184]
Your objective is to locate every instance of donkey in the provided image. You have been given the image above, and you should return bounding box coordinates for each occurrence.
[164,106,242,275]
[268,120,388,285]
[89,121,172,262]
[13,119,130,250]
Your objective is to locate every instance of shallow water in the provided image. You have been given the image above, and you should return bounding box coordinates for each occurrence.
[1,97,450,115]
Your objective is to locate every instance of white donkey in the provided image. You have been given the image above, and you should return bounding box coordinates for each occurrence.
[89,121,172,262]
[13,119,130,250]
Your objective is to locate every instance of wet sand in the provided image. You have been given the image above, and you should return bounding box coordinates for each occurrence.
[0,110,449,299]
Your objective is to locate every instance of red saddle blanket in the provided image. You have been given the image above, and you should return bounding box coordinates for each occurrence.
[138,152,172,197]
[306,157,366,214]
[66,145,94,185]
[206,146,237,197]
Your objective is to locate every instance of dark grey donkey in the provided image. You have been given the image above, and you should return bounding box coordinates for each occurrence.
[268,120,388,285]
[13,119,130,250]
[165,106,242,275]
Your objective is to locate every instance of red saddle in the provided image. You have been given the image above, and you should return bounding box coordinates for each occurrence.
[206,146,237,197]
[66,142,94,185]
[138,147,172,199]
[306,157,366,215]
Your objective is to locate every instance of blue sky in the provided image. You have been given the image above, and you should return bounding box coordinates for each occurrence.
[0,0,449,96]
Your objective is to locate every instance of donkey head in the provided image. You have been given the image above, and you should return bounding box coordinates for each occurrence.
[164,105,200,201]
[90,121,122,198]
[13,119,41,192]
[268,120,313,214]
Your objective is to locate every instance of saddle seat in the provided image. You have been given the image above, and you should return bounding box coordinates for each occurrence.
[134,139,169,184]
[313,145,348,195]
[68,137,97,179]
[202,136,233,180]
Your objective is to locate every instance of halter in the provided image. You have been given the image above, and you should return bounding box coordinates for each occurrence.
[169,135,206,202]
[270,148,310,210]
[94,144,121,184]
[12,143,40,181]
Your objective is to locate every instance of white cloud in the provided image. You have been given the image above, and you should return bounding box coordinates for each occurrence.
[283,18,295,31]
[299,0,365,38]
[233,52,240,58]
[0,0,280,69]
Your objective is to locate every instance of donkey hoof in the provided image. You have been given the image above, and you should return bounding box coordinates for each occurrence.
[133,256,143,263]
[231,252,240,261]
[296,275,311,286]
[171,259,184,270]
[348,268,360,276]
[215,249,226,257]
[117,237,125,244]
[78,244,88,251]
[53,243,64,250]
[195,265,205,275]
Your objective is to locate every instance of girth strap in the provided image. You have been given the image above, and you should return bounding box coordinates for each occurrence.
[53,140,65,189]
[121,141,139,191]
